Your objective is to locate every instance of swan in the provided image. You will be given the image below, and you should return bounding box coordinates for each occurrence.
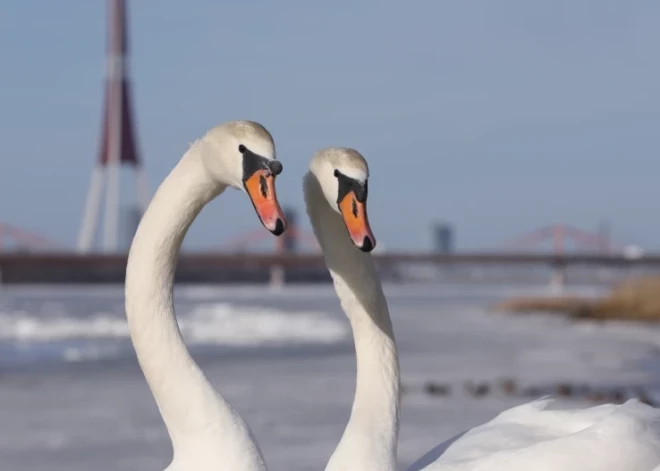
[125,120,286,471]
[303,147,660,471]
[303,147,400,471]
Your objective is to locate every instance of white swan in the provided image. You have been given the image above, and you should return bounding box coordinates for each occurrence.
[303,147,660,471]
[125,120,286,471]
[303,148,400,471]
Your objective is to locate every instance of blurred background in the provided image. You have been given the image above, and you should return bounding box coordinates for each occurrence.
[0,1,659,470]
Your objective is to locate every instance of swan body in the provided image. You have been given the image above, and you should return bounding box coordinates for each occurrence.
[304,147,660,471]
[407,397,660,471]
[125,120,286,471]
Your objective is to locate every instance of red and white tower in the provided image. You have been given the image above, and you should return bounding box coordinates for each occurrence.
[77,0,149,253]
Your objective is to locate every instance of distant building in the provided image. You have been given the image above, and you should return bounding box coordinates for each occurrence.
[282,207,298,253]
[432,223,454,253]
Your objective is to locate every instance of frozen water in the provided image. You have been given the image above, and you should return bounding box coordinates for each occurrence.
[0,283,658,470]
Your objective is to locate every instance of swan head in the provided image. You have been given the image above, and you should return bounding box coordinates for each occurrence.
[309,147,376,252]
[201,120,286,236]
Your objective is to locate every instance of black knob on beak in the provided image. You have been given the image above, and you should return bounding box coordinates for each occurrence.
[269,160,283,176]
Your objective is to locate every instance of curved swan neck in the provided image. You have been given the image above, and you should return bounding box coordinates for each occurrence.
[304,173,400,471]
[125,144,266,469]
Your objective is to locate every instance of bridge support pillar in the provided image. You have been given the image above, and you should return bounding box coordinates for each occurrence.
[269,264,285,290]
[550,263,566,292]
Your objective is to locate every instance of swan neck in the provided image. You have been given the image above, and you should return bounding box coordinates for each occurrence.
[125,147,266,470]
[304,173,400,471]
[125,148,221,436]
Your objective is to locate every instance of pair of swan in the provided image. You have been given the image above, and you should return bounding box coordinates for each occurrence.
[125,120,660,471]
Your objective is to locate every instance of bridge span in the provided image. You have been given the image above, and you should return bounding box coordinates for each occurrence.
[0,251,658,285]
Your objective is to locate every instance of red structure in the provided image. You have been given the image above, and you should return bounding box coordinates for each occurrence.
[0,223,62,253]
[220,226,320,253]
[218,222,630,256]
[77,0,149,253]
[498,223,622,254]
[219,209,320,254]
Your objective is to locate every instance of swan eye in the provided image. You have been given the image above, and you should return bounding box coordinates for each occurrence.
[333,169,340,177]
[238,144,246,154]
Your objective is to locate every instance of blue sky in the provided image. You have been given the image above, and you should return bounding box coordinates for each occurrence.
[0,1,658,252]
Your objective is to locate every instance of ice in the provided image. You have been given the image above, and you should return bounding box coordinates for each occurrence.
[0,303,346,346]
[0,283,658,470]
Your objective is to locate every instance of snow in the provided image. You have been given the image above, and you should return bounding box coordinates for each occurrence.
[0,283,658,470]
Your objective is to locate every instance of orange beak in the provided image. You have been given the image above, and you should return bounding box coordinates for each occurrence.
[244,169,287,236]
[338,191,376,252]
